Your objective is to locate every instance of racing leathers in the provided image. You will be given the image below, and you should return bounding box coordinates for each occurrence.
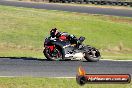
[50,32,82,48]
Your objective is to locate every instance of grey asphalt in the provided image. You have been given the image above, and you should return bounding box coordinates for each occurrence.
[0,0,132,17]
[0,57,132,77]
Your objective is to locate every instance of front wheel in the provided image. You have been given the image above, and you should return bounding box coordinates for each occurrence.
[43,46,63,61]
[84,47,101,62]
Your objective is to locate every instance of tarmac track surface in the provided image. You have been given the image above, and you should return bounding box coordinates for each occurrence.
[0,57,132,77]
[0,0,132,17]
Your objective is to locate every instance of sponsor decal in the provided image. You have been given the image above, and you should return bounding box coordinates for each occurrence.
[76,66,131,85]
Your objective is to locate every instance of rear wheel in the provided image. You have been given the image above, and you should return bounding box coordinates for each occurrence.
[44,46,63,61]
[84,47,101,62]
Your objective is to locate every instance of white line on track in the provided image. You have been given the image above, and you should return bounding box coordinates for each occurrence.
[53,77,75,78]
[0,76,16,77]
[101,59,132,61]
[0,76,76,78]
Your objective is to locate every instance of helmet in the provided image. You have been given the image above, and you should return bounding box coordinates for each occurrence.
[50,28,59,37]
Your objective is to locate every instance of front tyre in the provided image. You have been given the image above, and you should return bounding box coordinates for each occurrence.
[84,47,101,62]
[43,47,63,61]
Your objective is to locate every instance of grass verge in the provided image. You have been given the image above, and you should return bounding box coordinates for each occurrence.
[0,77,132,88]
[0,5,132,59]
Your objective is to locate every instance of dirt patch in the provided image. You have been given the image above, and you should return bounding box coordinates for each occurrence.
[0,84,7,88]
[0,42,42,52]
[103,42,132,54]
[107,16,132,24]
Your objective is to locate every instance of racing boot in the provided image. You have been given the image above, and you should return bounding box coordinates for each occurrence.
[77,36,85,49]
[79,36,85,44]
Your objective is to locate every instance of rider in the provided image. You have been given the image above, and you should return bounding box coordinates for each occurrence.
[50,28,85,48]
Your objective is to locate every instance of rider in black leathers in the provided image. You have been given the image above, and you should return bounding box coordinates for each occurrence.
[50,28,85,48]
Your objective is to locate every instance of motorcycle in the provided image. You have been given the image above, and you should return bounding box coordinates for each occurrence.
[43,36,101,62]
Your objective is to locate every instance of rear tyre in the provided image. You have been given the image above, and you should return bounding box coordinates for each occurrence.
[84,47,101,62]
[44,46,63,61]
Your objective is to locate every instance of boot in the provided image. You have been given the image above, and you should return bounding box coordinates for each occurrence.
[79,36,85,44]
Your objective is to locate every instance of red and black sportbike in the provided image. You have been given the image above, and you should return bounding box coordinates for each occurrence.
[43,36,101,62]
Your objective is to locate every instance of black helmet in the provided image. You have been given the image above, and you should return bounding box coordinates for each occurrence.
[50,28,59,37]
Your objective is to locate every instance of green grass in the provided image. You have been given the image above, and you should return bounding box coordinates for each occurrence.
[0,77,131,88]
[0,5,132,59]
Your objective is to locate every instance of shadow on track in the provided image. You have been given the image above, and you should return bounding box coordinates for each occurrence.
[0,57,48,61]
[0,57,81,62]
